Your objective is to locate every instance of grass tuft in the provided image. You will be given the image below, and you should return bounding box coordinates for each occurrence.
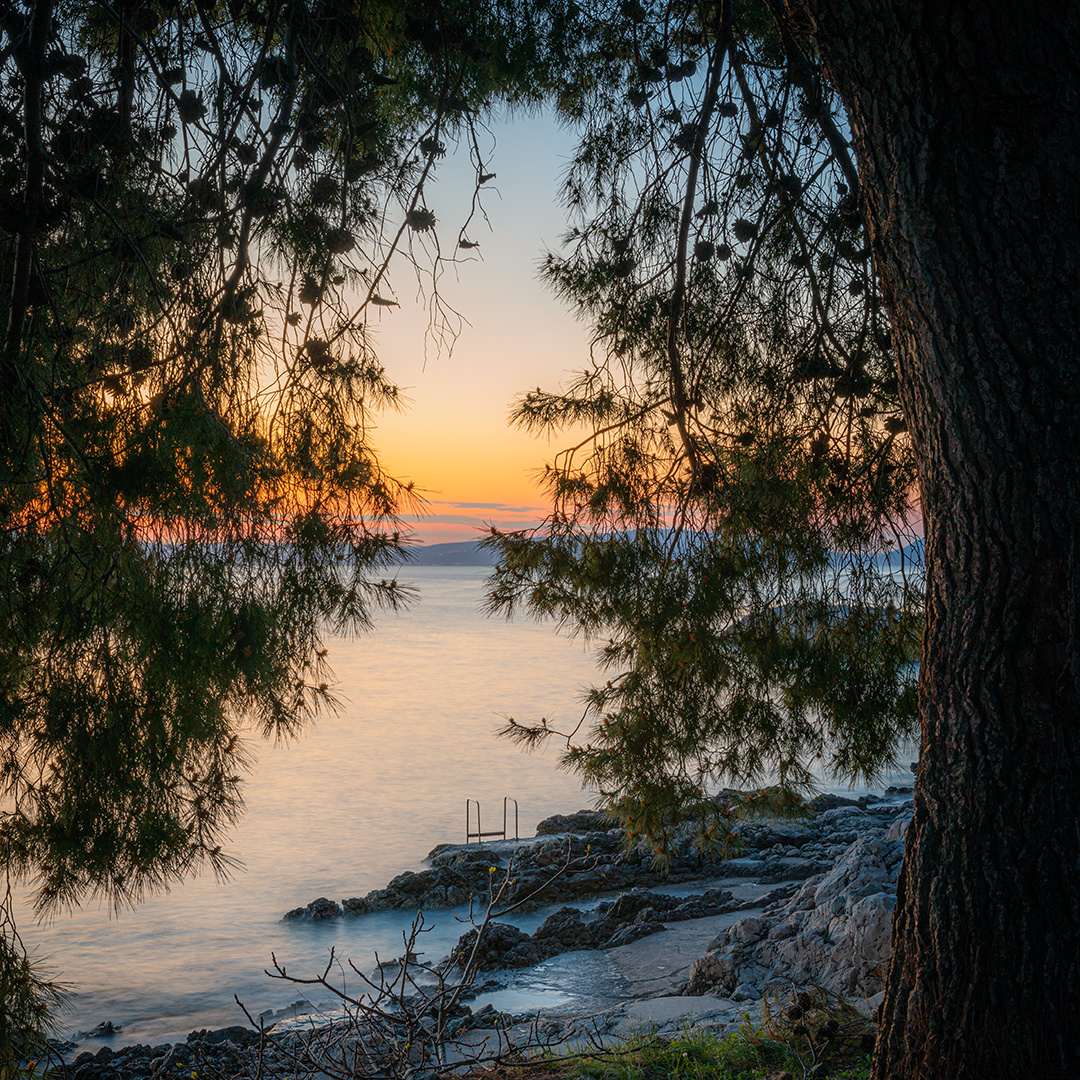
[564,1022,796,1080]
[469,987,877,1080]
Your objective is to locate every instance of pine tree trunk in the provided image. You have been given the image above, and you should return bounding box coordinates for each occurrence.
[806,2,1080,1077]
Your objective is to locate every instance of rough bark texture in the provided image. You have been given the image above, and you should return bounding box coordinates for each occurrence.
[805,3,1080,1077]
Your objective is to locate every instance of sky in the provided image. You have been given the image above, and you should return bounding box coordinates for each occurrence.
[365,112,593,545]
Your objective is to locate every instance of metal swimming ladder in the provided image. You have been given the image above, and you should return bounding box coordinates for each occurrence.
[466,797,519,844]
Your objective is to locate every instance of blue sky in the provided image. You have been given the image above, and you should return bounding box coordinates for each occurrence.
[367,110,592,544]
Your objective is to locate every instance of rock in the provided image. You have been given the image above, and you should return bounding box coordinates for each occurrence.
[97,1027,253,1080]
[428,846,501,871]
[306,828,646,919]
[685,832,905,1004]
[668,889,735,920]
[281,896,342,920]
[733,916,768,944]
[719,857,769,877]
[66,1021,301,1080]
[759,856,823,882]
[886,815,912,842]
[74,1021,123,1039]
[603,921,667,949]
[532,907,600,953]
[604,889,661,922]
[187,1025,259,1047]
[437,883,745,978]
[450,922,540,970]
[685,953,739,996]
[768,921,797,941]
[448,1002,518,1034]
[386,870,435,895]
[807,793,862,813]
[813,836,894,909]
[849,892,895,970]
[535,809,610,835]
[818,806,869,826]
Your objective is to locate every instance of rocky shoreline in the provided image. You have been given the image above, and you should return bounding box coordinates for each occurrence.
[56,789,913,1078]
[281,793,895,922]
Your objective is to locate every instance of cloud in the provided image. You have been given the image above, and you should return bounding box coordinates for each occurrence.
[431,500,547,514]
[402,513,543,527]
[402,513,491,526]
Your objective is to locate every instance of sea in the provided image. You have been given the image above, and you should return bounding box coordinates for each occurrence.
[13,565,913,1050]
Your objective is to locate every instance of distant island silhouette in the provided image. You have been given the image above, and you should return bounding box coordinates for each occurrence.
[402,538,924,569]
[405,541,497,567]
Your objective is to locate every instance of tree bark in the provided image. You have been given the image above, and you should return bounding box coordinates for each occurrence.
[806,2,1080,1077]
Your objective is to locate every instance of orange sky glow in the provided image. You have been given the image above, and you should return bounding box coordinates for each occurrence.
[363,113,592,546]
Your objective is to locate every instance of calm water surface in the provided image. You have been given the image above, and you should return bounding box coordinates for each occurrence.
[18,565,912,1048]
[20,567,599,1045]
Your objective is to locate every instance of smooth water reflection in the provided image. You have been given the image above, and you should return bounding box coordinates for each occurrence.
[21,567,598,1045]
[18,565,913,1047]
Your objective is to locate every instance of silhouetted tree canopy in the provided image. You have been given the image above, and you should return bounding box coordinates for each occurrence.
[484,0,922,846]
[2,1,1077,1077]
[0,0,577,1063]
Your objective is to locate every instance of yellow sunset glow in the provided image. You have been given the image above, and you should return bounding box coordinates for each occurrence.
[364,112,593,544]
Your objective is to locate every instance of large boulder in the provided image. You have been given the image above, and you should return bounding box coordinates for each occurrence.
[685,824,907,1004]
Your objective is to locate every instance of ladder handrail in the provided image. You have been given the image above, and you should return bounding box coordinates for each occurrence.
[466,796,520,843]
[503,796,519,841]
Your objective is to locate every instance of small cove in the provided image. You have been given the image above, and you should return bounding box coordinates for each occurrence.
[19,566,598,1046]
[16,566,913,1050]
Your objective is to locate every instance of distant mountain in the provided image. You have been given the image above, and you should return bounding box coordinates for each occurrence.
[402,537,924,570]
[406,541,496,567]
